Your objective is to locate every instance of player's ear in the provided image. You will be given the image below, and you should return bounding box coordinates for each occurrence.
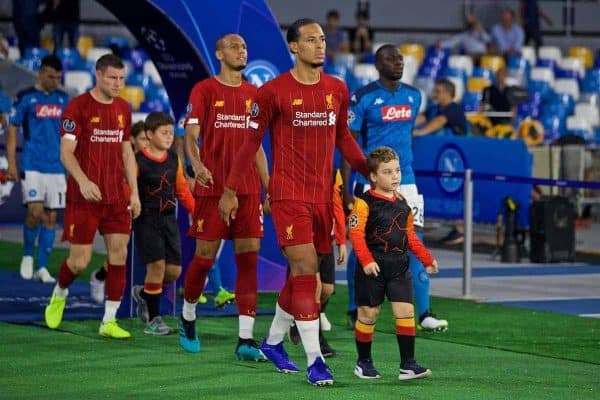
[215,49,223,61]
[289,42,298,54]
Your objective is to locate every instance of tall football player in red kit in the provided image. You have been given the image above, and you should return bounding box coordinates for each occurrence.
[44,54,140,339]
[179,34,270,359]
[219,19,368,386]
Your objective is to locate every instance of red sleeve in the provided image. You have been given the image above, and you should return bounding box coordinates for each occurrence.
[121,100,132,141]
[60,97,83,139]
[332,172,346,245]
[348,198,375,267]
[407,213,434,266]
[225,84,273,191]
[175,157,195,213]
[184,83,206,126]
[335,82,368,177]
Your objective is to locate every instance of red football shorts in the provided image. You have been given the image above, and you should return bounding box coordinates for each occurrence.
[188,194,263,240]
[270,200,333,254]
[61,202,132,244]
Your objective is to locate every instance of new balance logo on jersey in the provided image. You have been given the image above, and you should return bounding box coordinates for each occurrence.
[35,104,62,118]
[292,98,303,106]
[381,105,412,121]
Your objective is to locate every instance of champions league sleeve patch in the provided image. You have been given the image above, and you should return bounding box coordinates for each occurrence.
[186,103,192,115]
[348,110,356,125]
[62,119,76,132]
[349,214,358,229]
[251,102,259,118]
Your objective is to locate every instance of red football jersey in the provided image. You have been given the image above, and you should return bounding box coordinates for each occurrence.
[60,92,132,205]
[226,71,367,203]
[185,78,260,196]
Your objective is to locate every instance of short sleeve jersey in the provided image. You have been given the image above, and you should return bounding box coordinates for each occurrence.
[185,77,259,197]
[60,92,132,205]
[349,81,422,185]
[10,86,69,173]
[240,71,351,203]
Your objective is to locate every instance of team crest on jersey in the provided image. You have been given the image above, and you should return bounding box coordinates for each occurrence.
[325,93,334,110]
[196,219,204,233]
[62,119,76,132]
[215,100,224,107]
[245,99,252,114]
[292,98,303,106]
[349,214,358,229]
[285,225,293,240]
[117,114,124,128]
[251,102,259,117]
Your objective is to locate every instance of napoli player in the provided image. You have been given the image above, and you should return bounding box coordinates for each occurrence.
[219,19,368,386]
[6,55,68,283]
[342,44,448,332]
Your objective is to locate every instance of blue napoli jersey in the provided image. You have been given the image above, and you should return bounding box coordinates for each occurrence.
[349,81,421,185]
[10,87,69,174]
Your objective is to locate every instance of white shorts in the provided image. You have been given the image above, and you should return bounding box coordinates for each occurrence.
[21,171,66,209]
[358,183,425,228]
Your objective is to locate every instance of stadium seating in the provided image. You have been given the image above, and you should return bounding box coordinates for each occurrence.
[568,46,594,69]
[531,67,555,86]
[521,46,536,68]
[132,112,149,123]
[554,78,580,101]
[86,47,113,63]
[77,35,95,59]
[466,77,491,93]
[566,115,594,141]
[120,86,145,111]
[122,48,150,72]
[447,76,465,101]
[353,63,379,86]
[462,90,482,112]
[575,103,600,127]
[480,55,506,73]
[400,43,424,67]
[64,70,94,95]
[559,57,585,79]
[400,54,418,85]
[538,46,562,63]
[56,48,85,71]
[448,55,474,77]
[143,60,162,86]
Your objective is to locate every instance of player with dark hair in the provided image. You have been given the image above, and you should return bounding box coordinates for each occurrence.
[131,112,194,335]
[44,53,140,339]
[219,18,368,386]
[179,33,270,360]
[349,146,437,381]
[343,44,449,332]
[7,54,68,283]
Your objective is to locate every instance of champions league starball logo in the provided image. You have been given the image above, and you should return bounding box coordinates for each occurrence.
[244,60,279,88]
[436,145,466,194]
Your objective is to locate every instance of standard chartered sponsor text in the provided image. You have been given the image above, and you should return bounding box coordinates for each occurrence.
[91,128,124,143]
[293,111,329,127]
[215,113,248,129]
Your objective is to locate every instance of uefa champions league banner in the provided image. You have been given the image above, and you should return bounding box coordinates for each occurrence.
[95,0,293,304]
[413,135,532,227]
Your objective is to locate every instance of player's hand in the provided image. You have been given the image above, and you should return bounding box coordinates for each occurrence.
[129,193,141,219]
[218,187,238,226]
[79,179,102,202]
[343,191,354,215]
[336,243,347,265]
[425,259,439,275]
[262,195,271,216]
[194,164,213,188]
[186,176,195,192]
[6,164,19,181]
[363,262,380,277]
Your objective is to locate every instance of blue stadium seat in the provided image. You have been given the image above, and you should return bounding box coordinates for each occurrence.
[545,92,575,115]
[24,47,50,60]
[126,72,156,93]
[139,99,167,113]
[540,114,563,143]
[122,48,149,72]
[56,47,85,71]
[102,36,130,51]
[472,66,496,85]
[441,67,467,84]
[17,58,42,71]
[581,69,600,94]
[528,79,552,102]
[517,100,541,119]
[461,91,481,112]
[536,58,557,71]
[554,68,579,80]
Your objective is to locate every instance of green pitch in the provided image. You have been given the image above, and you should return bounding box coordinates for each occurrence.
[0,241,598,399]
